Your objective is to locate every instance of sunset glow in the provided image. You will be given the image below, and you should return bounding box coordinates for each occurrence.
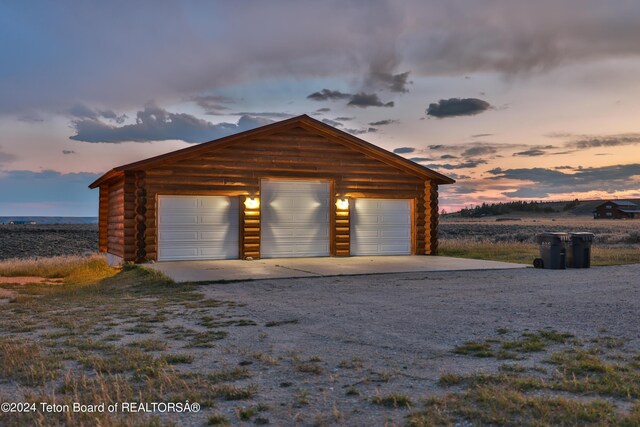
[1,1,639,215]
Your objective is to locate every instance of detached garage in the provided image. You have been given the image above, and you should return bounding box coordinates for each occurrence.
[89,115,454,264]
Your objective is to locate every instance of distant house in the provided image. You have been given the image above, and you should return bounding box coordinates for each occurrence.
[593,200,639,219]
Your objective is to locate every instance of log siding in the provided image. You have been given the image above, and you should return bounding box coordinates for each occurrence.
[94,117,453,262]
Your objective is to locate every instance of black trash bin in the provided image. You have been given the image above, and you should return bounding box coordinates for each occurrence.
[534,232,571,269]
[567,232,594,268]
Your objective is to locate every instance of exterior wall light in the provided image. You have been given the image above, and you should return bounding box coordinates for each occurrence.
[335,198,349,210]
[244,197,260,209]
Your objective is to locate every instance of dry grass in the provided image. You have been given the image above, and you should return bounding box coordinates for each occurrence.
[0,254,113,279]
[440,217,640,266]
[439,240,640,266]
[426,330,640,426]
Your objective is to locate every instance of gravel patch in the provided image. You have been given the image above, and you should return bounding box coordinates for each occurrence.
[192,264,640,423]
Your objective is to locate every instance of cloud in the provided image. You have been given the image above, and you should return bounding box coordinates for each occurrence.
[488,163,640,197]
[565,133,640,149]
[307,89,352,101]
[235,111,295,119]
[316,108,331,113]
[426,160,488,170]
[321,118,343,127]
[426,98,491,118]
[440,154,458,159]
[513,149,546,157]
[309,89,394,108]
[68,104,127,124]
[471,133,493,138]
[17,113,44,123]
[335,116,354,121]
[369,70,411,93]
[68,104,99,120]
[409,157,433,162]
[0,147,17,165]
[348,92,394,108]
[62,150,76,155]
[393,147,415,154]
[461,145,498,157]
[70,103,272,143]
[4,1,640,115]
[191,95,233,114]
[369,119,397,126]
[343,127,377,135]
[0,170,100,216]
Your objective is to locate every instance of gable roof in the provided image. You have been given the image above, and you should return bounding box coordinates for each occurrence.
[89,114,455,188]
[610,200,638,207]
[594,200,638,210]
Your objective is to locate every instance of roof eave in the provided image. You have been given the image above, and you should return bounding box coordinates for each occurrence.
[88,169,122,189]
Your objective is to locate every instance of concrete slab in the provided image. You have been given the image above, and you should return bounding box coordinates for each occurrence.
[147,256,528,283]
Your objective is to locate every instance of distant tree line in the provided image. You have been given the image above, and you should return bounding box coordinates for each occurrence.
[458,200,574,217]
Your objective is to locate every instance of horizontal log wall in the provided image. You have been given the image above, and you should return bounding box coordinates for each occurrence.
[116,125,436,260]
[98,185,109,252]
[106,175,125,258]
[122,172,137,262]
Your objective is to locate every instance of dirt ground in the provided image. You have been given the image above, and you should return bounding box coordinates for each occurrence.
[0,224,98,260]
[3,264,638,425]
[197,264,640,424]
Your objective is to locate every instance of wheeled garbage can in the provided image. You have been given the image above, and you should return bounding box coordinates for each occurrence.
[567,232,594,268]
[534,232,571,269]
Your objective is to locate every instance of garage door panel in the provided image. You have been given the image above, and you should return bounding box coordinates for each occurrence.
[159,230,200,242]
[158,196,239,261]
[264,242,330,258]
[261,180,330,258]
[160,247,200,259]
[159,197,199,210]
[159,215,200,225]
[199,216,239,225]
[351,199,411,256]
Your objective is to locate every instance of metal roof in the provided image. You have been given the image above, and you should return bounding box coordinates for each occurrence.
[611,200,638,206]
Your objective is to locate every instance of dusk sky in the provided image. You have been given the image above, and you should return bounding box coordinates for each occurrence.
[1,1,640,216]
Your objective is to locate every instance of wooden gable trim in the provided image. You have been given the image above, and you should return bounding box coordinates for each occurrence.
[89,115,455,189]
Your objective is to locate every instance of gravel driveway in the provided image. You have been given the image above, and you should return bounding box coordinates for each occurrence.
[197,264,640,424]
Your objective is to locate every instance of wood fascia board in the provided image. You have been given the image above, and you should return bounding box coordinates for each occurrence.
[88,169,123,189]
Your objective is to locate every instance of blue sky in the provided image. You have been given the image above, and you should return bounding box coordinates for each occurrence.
[1,0,640,215]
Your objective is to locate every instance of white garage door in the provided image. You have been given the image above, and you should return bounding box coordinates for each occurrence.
[351,198,412,255]
[261,179,330,258]
[157,195,239,261]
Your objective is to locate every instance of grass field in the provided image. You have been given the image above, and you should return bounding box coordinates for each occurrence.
[440,217,640,266]
[1,255,640,425]
[0,218,638,424]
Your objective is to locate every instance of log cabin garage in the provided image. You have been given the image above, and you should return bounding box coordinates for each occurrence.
[89,115,454,264]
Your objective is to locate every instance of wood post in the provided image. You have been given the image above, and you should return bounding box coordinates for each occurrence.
[424,180,439,255]
[335,195,350,256]
[241,196,261,259]
[132,171,147,262]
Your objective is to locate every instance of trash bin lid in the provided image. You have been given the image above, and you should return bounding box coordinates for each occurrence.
[570,232,594,241]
